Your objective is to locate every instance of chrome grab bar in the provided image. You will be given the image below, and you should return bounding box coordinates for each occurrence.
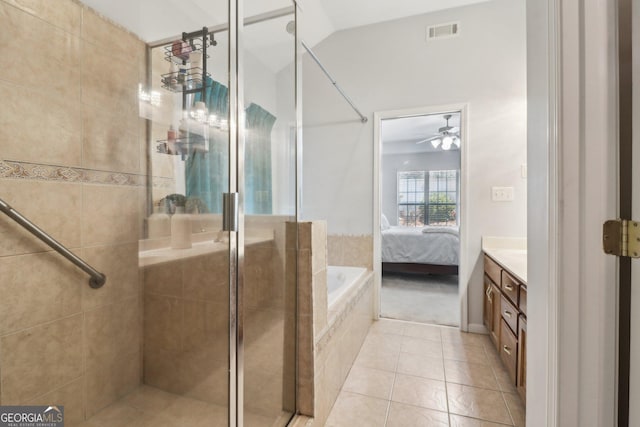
[0,197,106,288]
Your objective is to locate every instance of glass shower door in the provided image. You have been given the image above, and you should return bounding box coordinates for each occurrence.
[142,0,231,425]
[240,1,298,426]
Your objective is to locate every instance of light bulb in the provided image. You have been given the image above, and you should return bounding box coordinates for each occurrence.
[442,136,453,150]
[431,139,441,148]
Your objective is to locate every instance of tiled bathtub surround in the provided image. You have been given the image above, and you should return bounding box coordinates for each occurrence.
[0,0,146,424]
[295,222,375,425]
[327,234,373,270]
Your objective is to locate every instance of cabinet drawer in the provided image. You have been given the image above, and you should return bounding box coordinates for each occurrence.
[501,294,518,334]
[501,270,520,305]
[519,285,527,316]
[500,319,518,385]
[484,255,501,285]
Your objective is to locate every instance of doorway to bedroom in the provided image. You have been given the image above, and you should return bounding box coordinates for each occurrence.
[375,108,463,327]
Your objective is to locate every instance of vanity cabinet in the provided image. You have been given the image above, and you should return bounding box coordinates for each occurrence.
[483,254,527,405]
[483,276,501,346]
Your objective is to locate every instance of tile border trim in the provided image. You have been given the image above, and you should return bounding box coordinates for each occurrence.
[0,159,172,188]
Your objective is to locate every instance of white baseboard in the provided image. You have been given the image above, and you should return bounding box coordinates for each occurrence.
[468,323,488,334]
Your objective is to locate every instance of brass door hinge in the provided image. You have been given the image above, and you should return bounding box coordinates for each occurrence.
[603,219,640,258]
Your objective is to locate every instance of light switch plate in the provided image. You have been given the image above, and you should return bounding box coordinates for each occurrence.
[492,186,514,201]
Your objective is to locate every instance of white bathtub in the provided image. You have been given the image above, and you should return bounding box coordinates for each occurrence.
[327,266,367,308]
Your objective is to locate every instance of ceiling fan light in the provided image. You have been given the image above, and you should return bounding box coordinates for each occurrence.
[431,138,441,148]
[453,136,460,147]
[442,136,453,150]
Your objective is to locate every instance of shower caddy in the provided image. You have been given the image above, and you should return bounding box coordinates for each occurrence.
[156,27,216,159]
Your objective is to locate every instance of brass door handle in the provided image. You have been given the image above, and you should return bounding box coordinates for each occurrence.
[504,310,513,318]
[504,283,514,291]
[503,345,512,355]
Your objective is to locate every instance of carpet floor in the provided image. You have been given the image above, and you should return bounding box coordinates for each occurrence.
[380,272,460,327]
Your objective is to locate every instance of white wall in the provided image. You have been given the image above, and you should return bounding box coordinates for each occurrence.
[381,151,460,226]
[302,0,526,326]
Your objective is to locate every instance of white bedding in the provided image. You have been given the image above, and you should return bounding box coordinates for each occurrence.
[381,226,459,266]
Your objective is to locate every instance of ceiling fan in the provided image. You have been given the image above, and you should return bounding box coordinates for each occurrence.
[416,114,461,150]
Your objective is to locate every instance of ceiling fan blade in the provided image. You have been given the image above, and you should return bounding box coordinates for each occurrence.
[415,135,441,144]
[449,126,459,133]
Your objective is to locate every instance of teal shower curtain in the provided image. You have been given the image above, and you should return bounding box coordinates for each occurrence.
[244,102,276,214]
[186,77,276,214]
[186,78,229,213]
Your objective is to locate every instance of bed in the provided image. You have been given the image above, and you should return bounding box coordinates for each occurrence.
[381,225,459,275]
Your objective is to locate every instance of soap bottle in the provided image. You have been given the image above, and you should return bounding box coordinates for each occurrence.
[147,200,171,239]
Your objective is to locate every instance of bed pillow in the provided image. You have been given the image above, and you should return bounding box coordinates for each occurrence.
[381,214,390,230]
[422,225,459,236]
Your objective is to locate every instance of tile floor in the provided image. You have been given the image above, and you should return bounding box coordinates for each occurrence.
[325,319,525,426]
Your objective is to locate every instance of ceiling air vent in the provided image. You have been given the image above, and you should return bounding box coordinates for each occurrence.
[426,22,460,41]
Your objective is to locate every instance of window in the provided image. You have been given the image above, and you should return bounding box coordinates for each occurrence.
[397,170,458,227]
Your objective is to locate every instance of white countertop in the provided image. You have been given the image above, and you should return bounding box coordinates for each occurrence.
[482,236,527,284]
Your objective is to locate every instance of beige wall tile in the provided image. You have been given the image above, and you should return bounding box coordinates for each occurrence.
[82,185,140,246]
[143,349,183,395]
[0,180,82,257]
[0,179,82,256]
[327,235,342,266]
[182,300,227,352]
[144,260,183,297]
[26,378,84,426]
[84,298,140,416]
[85,297,140,368]
[84,348,140,418]
[144,293,183,353]
[2,0,81,35]
[1,314,83,404]
[311,221,327,274]
[182,252,229,301]
[81,41,139,117]
[0,251,83,335]
[298,222,312,250]
[312,269,327,336]
[0,3,81,99]
[81,7,144,61]
[0,80,82,167]
[81,243,139,310]
[82,104,140,174]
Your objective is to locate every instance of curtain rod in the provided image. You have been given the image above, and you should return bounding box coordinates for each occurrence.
[301,40,368,123]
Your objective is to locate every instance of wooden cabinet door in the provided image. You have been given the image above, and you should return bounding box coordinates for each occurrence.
[517,314,527,402]
[491,283,501,348]
[483,276,494,336]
